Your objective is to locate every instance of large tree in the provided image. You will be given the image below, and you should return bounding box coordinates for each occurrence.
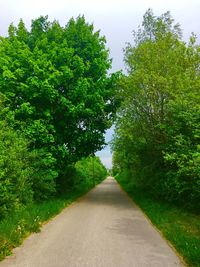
[0,16,118,196]
[113,9,200,208]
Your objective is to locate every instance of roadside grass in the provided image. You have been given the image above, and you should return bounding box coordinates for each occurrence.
[115,175,200,267]
[0,183,94,261]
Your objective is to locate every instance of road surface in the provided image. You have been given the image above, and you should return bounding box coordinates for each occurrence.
[0,177,183,267]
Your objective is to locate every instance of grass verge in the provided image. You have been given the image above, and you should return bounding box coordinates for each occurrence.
[0,183,95,261]
[115,175,200,267]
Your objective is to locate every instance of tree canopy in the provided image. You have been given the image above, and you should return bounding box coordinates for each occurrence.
[112,9,200,210]
[0,16,118,197]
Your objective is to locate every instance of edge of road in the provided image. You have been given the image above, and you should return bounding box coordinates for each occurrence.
[0,178,106,263]
[114,177,187,267]
[40,178,104,227]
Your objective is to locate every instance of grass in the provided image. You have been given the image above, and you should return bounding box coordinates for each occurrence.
[115,175,200,267]
[0,183,94,261]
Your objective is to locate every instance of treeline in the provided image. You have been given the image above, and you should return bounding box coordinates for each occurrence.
[0,16,115,219]
[112,10,200,211]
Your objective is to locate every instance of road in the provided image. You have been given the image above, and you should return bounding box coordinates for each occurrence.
[0,177,183,267]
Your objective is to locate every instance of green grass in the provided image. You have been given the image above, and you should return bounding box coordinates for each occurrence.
[0,184,93,261]
[115,175,200,267]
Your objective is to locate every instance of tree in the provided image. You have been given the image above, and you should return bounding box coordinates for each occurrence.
[0,16,119,196]
[113,9,200,209]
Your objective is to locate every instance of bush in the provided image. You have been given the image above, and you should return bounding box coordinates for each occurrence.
[75,156,107,186]
[57,156,107,193]
[0,119,33,219]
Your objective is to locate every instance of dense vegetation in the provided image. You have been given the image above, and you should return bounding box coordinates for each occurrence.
[112,9,200,212]
[0,16,116,220]
[0,99,33,218]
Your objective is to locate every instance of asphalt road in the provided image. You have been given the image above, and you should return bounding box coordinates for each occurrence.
[0,177,183,267]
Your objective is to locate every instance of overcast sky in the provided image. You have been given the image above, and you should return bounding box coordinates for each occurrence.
[1,0,200,168]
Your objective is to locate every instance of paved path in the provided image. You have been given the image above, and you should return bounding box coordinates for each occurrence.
[0,177,183,267]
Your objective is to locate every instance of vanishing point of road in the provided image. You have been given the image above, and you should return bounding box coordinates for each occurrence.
[0,177,183,267]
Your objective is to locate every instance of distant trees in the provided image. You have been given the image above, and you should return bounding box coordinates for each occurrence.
[74,156,107,187]
[112,9,200,210]
[0,16,114,218]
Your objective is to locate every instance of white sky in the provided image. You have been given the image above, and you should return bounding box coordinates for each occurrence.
[1,0,200,168]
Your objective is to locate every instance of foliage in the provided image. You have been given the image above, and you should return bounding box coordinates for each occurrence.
[30,148,57,201]
[0,16,118,198]
[75,156,107,186]
[112,9,200,210]
[57,156,107,193]
[162,102,200,205]
[0,99,33,218]
[0,15,111,222]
